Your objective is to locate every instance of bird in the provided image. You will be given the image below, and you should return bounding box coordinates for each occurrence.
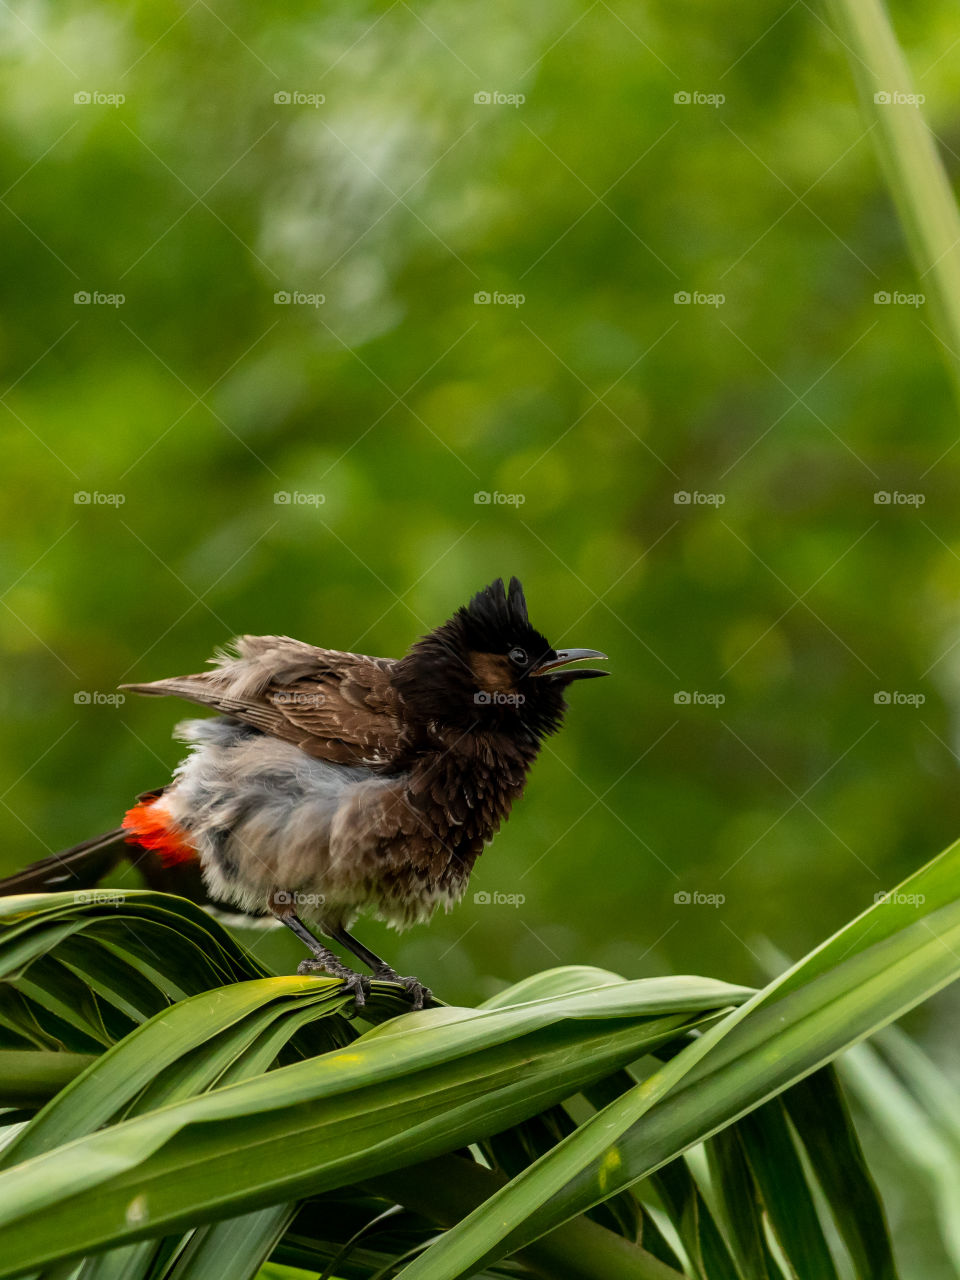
[0,578,607,1008]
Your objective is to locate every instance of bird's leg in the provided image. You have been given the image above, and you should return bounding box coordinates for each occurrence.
[329,925,433,1010]
[269,894,368,1008]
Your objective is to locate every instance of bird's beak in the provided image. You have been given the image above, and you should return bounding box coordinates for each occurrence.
[529,648,609,680]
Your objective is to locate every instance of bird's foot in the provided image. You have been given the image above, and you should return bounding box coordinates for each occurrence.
[371,965,432,1010]
[297,956,370,1008]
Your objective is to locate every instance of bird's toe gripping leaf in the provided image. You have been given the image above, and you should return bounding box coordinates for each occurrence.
[373,968,433,1010]
[297,958,370,1008]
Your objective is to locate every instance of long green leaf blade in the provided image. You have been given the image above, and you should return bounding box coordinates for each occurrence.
[394,840,960,1279]
[0,974,743,1275]
[824,0,960,403]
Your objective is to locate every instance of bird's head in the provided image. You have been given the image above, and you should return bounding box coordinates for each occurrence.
[392,577,607,742]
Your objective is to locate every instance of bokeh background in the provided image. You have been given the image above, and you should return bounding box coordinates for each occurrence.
[2,2,960,1268]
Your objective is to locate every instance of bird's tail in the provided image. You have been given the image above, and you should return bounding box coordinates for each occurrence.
[0,821,211,906]
[0,828,129,895]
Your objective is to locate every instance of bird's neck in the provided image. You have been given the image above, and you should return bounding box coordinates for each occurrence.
[408,728,542,842]
[429,724,542,776]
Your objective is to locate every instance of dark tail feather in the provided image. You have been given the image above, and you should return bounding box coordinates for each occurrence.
[0,829,128,894]
[0,827,213,908]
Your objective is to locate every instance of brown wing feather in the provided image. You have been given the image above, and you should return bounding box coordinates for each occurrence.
[120,636,406,767]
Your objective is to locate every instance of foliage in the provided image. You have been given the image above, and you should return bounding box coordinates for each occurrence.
[0,825,957,1277]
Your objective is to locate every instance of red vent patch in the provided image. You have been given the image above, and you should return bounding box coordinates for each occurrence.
[122,800,197,868]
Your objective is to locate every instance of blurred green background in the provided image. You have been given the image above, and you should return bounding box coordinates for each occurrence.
[2,1,960,1261]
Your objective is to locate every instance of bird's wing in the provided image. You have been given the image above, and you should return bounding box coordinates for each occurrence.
[120,635,405,767]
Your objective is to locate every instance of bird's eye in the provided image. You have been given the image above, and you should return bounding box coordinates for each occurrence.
[509,647,527,666]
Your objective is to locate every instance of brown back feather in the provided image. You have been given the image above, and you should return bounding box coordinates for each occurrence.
[121,636,406,768]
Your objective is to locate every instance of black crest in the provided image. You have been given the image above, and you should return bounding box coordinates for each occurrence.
[456,577,537,652]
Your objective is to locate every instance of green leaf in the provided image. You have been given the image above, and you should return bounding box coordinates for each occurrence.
[824,0,960,406]
[1,977,350,1165]
[165,1206,296,1280]
[394,838,959,1279]
[781,1067,896,1280]
[478,966,631,1008]
[75,1239,172,1280]
[703,1128,771,1280]
[646,1157,737,1280]
[0,1050,94,1108]
[736,1099,839,1280]
[0,973,740,1275]
[840,1034,960,1272]
[0,892,267,996]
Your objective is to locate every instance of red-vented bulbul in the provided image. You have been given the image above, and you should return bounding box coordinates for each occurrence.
[0,578,607,1007]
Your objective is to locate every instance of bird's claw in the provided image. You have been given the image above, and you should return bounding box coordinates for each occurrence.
[373,968,432,1010]
[297,957,430,1010]
[297,958,369,1008]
